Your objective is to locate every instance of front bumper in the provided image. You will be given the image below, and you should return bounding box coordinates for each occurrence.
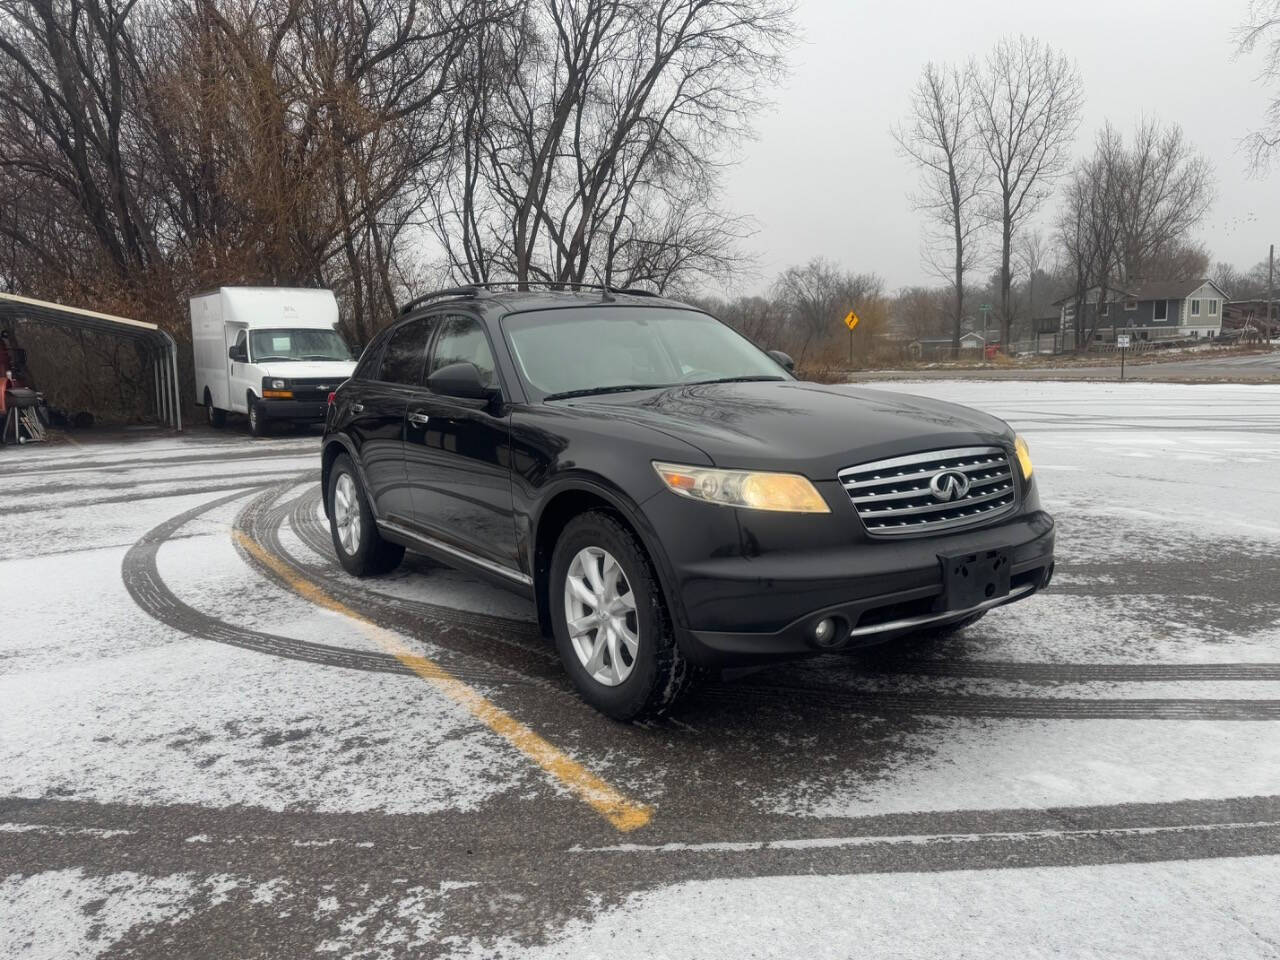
[257,399,328,422]
[668,510,1055,666]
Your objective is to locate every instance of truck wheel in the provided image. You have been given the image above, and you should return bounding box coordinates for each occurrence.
[204,389,227,428]
[247,393,268,437]
[327,454,404,576]
[550,511,692,722]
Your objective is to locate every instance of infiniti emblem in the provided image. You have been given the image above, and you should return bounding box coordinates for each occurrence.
[929,469,970,502]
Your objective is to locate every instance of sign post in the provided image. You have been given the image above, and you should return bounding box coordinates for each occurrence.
[1116,334,1130,379]
[843,310,860,365]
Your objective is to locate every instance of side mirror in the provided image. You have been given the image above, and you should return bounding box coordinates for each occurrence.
[767,349,795,372]
[228,344,247,362]
[427,361,500,402]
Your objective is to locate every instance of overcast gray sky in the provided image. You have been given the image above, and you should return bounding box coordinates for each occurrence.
[718,0,1279,295]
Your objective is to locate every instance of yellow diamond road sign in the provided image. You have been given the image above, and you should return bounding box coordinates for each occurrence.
[843,310,860,330]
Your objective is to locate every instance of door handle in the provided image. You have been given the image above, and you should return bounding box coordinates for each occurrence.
[407,412,430,427]
[351,402,364,413]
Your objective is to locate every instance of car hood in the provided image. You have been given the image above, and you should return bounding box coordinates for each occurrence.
[258,360,356,381]
[560,381,1013,479]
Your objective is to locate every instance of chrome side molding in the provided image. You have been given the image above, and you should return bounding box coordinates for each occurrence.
[377,520,533,586]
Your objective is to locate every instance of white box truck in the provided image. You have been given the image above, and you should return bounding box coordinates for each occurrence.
[191,287,356,435]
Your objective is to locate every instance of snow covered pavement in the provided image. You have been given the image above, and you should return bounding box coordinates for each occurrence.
[2,382,1279,958]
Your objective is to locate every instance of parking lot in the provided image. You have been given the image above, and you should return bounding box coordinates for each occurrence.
[4,379,1280,958]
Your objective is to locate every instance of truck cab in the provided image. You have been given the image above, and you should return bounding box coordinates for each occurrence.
[192,287,356,435]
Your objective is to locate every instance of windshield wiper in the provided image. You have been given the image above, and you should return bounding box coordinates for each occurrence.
[255,356,297,362]
[301,354,343,361]
[684,375,786,385]
[543,384,672,401]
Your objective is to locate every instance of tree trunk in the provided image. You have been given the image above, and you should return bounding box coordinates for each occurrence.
[1000,214,1013,353]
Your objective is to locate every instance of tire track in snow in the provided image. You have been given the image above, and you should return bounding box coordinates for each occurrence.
[121,484,540,687]
[285,484,544,643]
[245,486,1280,722]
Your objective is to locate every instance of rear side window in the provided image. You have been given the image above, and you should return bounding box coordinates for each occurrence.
[378,318,433,385]
[428,316,496,388]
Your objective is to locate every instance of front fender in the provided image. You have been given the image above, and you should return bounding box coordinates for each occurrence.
[529,472,690,632]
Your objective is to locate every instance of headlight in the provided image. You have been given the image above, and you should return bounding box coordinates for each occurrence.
[262,376,292,399]
[653,462,830,513]
[1014,435,1033,480]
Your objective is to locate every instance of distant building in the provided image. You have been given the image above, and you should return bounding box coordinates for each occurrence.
[1054,279,1229,344]
[907,331,999,359]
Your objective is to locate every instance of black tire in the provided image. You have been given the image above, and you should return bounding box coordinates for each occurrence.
[326,454,404,576]
[204,389,227,428]
[549,511,692,722]
[247,392,268,437]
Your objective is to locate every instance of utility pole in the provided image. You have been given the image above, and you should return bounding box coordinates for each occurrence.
[1269,244,1274,348]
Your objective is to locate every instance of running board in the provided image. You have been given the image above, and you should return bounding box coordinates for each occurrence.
[377,520,533,587]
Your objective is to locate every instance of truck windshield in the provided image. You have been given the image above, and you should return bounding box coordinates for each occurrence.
[502,307,788,400]
[249,328,352,362]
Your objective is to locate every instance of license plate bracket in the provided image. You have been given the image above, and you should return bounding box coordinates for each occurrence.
[939,548,1011,611]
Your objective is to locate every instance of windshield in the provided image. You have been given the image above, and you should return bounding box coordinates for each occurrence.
[249,328,352,363]
[502,306,788,400]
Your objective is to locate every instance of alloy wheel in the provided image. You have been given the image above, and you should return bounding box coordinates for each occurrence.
[564,546,639,686]
[333,473,362,556]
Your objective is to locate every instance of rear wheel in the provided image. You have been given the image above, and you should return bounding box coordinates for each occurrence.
[327,455,404,576]
[204,389,227,428]
[550,511,691,722]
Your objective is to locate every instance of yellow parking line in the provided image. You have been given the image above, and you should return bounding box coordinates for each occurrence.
[233,530,653,833]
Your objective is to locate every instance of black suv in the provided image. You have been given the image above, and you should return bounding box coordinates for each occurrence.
[321,286,1054,720]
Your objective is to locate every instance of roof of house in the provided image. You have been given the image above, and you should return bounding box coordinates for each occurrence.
[1053,278,1230,307]
[1120,279,1228,301]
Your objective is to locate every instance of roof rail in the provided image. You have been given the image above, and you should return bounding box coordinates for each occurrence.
[398,286,484,315]
[472,281,659,298]
[398,281,660,315]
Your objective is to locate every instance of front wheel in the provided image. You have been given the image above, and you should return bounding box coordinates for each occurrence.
[327,455,404,576]
[247,394,268,437]
[550,511,692,722]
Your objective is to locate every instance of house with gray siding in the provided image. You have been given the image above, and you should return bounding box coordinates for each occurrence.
[1055,279,1230,344]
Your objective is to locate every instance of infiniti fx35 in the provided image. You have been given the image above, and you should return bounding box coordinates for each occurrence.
[322,286,1054,720]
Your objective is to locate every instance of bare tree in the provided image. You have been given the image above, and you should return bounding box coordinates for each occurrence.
[1056,120,1213,350]
[1236,0,1280,172]
[892,285,951,340]
[1012,228,1050,328]
[893,61,983,357]
[773,257,881,364]
[432,0,794,291]
[972,35,1083,351]
[1107,120,1214,281]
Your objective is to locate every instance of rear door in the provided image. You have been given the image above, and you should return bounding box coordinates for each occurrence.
[345,316,434,523]
[404,314,517,570]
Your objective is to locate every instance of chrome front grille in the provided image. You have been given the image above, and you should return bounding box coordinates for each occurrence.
[838,445,1017,537]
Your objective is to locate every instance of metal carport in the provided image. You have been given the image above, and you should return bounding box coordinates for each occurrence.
[0,292,182,430]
